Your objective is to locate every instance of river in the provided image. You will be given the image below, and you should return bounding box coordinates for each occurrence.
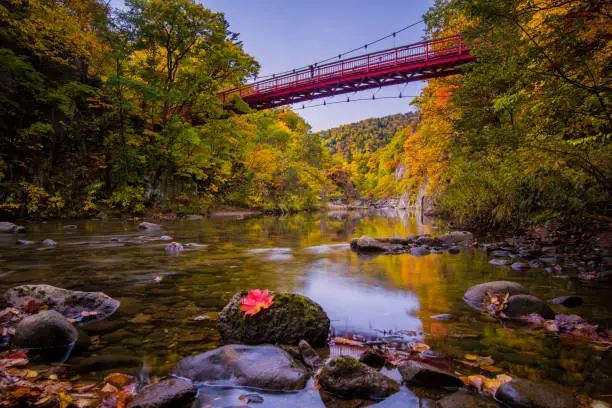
[0,211,610,406]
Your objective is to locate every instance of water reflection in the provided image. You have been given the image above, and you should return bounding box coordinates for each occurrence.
[300,259,422,338]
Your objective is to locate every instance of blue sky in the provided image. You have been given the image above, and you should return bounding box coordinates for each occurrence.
[112,0,433,131]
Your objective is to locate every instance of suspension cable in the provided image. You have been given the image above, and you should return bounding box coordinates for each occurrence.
[253,19,425,81]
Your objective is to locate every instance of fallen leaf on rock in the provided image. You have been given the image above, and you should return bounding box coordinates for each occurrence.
[240,289,275,316]
[483,291,510,318]
[80,310,99,318]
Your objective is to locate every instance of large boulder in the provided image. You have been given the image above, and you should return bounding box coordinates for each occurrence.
[128,378,197,408]
[217,291,329,346]
[464,281,531,310]
[504,294,555,320]
[398,360,463,389]
[438,231,473,246]
[317,356,400,400]
[12,310,77,348]
[3,284,120,323]
[496,379,577,408]
[173,344,308,391]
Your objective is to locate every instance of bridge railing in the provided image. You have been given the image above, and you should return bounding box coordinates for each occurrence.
[221,35,467,102]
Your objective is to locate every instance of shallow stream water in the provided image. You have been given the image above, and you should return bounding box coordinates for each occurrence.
[0,211,611,406]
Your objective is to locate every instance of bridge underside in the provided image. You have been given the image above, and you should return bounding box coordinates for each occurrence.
[245,53,473,109]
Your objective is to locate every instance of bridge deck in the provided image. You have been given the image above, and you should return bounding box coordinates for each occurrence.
[221,35,474,110]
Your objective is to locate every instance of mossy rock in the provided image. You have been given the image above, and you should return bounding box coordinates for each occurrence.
[217,291,330,346]
[317,356,400,400]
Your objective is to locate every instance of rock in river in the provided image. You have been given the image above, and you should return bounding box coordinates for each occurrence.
[399,360,463,389]
[138,222,161,230]
[504,294,555,320]
[217,291,330,346]
[317,356,399,400]
[173,344,308,390]
[496,379,577,408]
[0,222,25,233]
[298,339,324,370]
[350,235,396,253]
[12,310,77,348]
[410,246,431,257]
[550,296,583,308]
[438,231,473,246]
[3,284,120,323]
[464,281,531,310]
[128,378,197,408]
[489,259,513,266]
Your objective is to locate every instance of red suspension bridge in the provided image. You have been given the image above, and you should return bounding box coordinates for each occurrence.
[221,34,474,110]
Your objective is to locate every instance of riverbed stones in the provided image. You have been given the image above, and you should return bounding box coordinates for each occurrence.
[12,310,78,348]
[3,284,120,323]
[127,378,197,408]
[495,379,578,408]
[217,291,330,346]
[317,356,400,400]
[504,294,555,319]
[17,239,35,245]
[164,242,184,252]
[438,231,473,246]
[463,281,531,310]
[298,339,324,370]
[173,344,309,390]
[138,222,161,230]
[398,360,463,389]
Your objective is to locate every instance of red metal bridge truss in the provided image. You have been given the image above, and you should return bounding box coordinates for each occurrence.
[221,35,474,110]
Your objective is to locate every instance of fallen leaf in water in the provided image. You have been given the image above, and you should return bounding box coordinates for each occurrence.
[153,275,163,283]
[578,270,600,280]
[463,354,495,366]
[408,342,430,353]
[461,374,512,396]
[332,337,364,347]
[104,373,133,388]
[481,365,503,373]
[100,383,119,395]
[240,289,275,316]
[57,392,73,408]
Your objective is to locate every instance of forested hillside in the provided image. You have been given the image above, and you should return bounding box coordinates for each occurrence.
[352,0,610,229]
[0,0,336,217]
[317,113,415,161]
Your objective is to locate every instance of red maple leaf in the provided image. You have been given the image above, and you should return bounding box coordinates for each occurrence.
[240,289,275,316]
